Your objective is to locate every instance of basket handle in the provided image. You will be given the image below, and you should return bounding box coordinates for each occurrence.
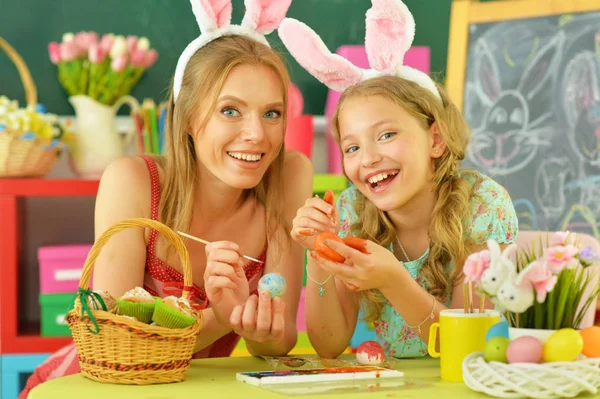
[80,218,193,300]
[0,36,37,107]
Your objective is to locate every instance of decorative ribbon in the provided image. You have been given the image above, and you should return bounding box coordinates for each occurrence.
[75,287,107,334]
[162,282,208,310]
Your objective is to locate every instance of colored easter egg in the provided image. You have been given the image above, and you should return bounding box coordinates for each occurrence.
[506,336,543,364]
[314,232,345,263]
[35,103,47,114]
[486,321,510,342]
[258,272,287,298]
[580,326,600,358]
[356,340,385,365]
[543,328,584,362]
[484,337,510,363]
[0,124,6,131]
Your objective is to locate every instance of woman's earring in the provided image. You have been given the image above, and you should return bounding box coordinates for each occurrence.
[435,150,439,154]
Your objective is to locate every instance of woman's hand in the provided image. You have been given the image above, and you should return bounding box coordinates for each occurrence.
[229,291,286,344]
[291,190,338,251]
[204,241,249,326]
[309,238,403,292]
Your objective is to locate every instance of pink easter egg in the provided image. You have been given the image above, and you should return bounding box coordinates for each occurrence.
[356,340,385,365]
[506,336,543,364]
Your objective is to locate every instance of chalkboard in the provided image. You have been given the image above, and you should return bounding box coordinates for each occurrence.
[0,0,453,116]
[447,0,600,239]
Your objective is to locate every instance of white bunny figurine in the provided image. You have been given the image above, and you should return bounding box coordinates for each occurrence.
[496,277,535,313]
[479,240,517,295]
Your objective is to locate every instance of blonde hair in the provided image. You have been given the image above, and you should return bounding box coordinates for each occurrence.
[154,35,290,254]
[331,76,479,322]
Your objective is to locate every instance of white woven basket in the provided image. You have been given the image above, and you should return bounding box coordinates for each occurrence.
[462,352,600,399]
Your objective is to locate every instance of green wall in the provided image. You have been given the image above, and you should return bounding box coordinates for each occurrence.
[0,0,455,115]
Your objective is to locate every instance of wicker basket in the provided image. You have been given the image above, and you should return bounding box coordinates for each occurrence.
[66,218,203,385]
[463,352,600,398]
[0,36,61,177]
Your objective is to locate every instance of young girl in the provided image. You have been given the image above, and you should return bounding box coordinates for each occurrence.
[280,0,518,358]
[21,0,311,396]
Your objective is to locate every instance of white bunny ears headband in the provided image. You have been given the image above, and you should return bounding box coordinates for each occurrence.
[278,0,441,100]
[173,0,292,102]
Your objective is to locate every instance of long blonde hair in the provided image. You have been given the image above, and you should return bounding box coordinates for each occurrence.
[154,35,290,253]
[331,76,478,321]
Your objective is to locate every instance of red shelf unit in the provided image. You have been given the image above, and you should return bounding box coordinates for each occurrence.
[0,178,99,354]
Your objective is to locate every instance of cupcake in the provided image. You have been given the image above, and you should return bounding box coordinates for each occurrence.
[116,287,156,323]
[152,296,197,329]
[88,290,117,312]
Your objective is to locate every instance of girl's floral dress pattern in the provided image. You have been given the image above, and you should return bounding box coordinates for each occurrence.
[336,171,518,358]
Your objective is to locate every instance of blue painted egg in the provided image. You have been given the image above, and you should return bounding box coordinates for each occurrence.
[486,320,509,342]
[35,104,47,114]
[258,272,287,298]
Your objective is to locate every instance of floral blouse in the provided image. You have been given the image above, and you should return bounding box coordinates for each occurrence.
[336,171,518,358]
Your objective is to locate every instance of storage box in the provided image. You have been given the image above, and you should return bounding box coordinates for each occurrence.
[1,353,50,399]
[39,293,76,337]
[38,244,92,294]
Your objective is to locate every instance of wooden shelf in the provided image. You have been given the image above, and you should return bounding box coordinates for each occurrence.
[0,178,99,196]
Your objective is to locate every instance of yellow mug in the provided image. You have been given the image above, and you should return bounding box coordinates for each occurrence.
[428,309,500,382]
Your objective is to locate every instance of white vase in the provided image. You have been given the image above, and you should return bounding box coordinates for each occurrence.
[68,95,140,179]
[509,327,557,343]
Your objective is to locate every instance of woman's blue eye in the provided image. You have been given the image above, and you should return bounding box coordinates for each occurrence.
[381,132,396,140]
[345,145,359,154]
[221,107,240,117]
[264,110,281,119]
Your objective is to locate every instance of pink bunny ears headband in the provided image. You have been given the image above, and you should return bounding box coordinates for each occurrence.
[278,0,441,100]
[173,0,292,102]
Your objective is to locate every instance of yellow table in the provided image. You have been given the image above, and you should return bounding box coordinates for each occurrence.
[29,356,491,398]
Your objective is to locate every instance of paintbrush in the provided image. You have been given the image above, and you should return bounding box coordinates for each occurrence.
[479,295,486,314]
[463,283,469,313]
[177,231,265,264]
[468,281,474,314]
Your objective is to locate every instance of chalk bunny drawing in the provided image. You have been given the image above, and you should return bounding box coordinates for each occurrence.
[534,156,576,224]
[467,32,565,176]
[561,50,600,168]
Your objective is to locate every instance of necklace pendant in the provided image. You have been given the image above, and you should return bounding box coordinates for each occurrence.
[318,286,325,296]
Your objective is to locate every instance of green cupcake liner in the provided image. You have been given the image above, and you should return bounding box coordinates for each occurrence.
[152,298,197,329]
[116,298,156,323]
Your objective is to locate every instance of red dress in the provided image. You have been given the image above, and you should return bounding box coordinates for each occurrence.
[19,156,266,398]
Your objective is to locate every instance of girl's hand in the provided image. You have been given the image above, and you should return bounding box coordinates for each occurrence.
[229,291,285,344]
[204,241,249,326]
[310,238,402,292]
[291,190,338,250]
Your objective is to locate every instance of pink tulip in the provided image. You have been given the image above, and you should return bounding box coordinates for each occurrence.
[59,41,79,62]
[126,35,138,53]
[111,54,128,72]
[130,48,146,67]
[99,34,115,54]
[88,44,106,64]
[144,49,158,68]
[48,42,61,64]
[74,32,89,52]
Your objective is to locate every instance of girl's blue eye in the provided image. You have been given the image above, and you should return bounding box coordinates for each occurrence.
[264,110,281,119]
[221,107,240,117]
[345,145,359,154]
[381,132,396,140]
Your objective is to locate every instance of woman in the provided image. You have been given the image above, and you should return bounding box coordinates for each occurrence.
[21,0,312,396]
